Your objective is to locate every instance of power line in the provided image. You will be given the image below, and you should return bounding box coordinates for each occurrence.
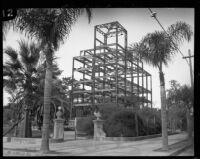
[147,8,189,65]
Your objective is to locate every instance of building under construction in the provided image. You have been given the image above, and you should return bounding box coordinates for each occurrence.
[71,21,152,118]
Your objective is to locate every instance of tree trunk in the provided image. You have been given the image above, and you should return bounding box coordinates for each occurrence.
[40,49,53,153]
[154,115,156,133]
[175,118,177,132]
[135,112,138,136]
[146,118,149,135]
[22,89,32,138]
[159,70,168,150]
[186,109,192,143]
[14,125,17,137]
[21,109,32,138]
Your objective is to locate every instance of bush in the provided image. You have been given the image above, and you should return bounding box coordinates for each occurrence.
[99,103,124,120]
[99,104,162,137]
[103,110,146,137]
[138,107,161,135]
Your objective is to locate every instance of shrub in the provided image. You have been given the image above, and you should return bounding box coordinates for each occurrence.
[103,110,146,137]
[138,107,161,135]
[99,103,124,120]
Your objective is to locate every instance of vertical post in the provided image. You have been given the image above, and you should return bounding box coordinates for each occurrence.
[142,62,144,108]
[103,35,107,104]
[183,49,194,141]
[92,26,97,109]
[131,61,133,102]
[188,49,193,142]
[115,26,119,106]
[83,52,86,106]
[124,31,128,106]
[135,60,140,137]
[150,75,152,108]
[137,60,140,108]
[154,115,156,133]
[188,49,194,88]
[70,58,75,120]
[146,74,148,107]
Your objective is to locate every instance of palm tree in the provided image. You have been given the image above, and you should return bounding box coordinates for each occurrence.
[130,21,193,150]
[34,62,69,132]
[4,39,41,137]
[6,8,92,153]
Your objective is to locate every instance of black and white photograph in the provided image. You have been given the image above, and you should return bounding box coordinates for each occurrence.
[2,7,196,156]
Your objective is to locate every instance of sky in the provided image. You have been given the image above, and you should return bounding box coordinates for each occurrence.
[3,8,194,108]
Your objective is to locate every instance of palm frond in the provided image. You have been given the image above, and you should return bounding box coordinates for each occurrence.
[130,21,193,69]
[85,8,92,23]
[18,39,41,73]
[130,31,176,68]
[4,60,22,71]
[167,21,193,44]
[29,42,41,66]
[18,39,30,64]
[50,8,84,50]
[4,47,18,61]
[11,8,92,52]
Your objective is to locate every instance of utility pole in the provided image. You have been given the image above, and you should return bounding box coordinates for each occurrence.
[182,49,194,88]
[183,49,194,142]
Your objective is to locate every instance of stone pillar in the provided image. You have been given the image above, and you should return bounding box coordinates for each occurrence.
[93,119,106,140]
[53,107,65,142]
[53,119,64,139]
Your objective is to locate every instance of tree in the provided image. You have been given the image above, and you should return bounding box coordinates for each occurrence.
[130,21,193,150]
[34,63,72,130]
[5,8,92,153]
[167,81,193,142]
[3,39,41,137]
[178,85,193,142]
[166,80,185,132]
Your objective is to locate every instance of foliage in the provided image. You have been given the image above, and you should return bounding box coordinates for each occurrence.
[99,103,124,120]
[130,21,193,69]
[166,80,193,115]
[3,39,42,137]
[3,107,14,124]
[98,103,161,137]
[3,39,41,110]
[166,80,193,132]
[103,110,146,137]
[138,107,161,135]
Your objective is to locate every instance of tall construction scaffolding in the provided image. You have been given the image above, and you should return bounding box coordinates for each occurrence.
[70,21,152,118]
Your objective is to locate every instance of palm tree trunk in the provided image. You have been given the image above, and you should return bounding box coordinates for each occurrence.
[23,110,30,137]
[21,89,32,138]
[40,49,53,153]
[159,70,168,150]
